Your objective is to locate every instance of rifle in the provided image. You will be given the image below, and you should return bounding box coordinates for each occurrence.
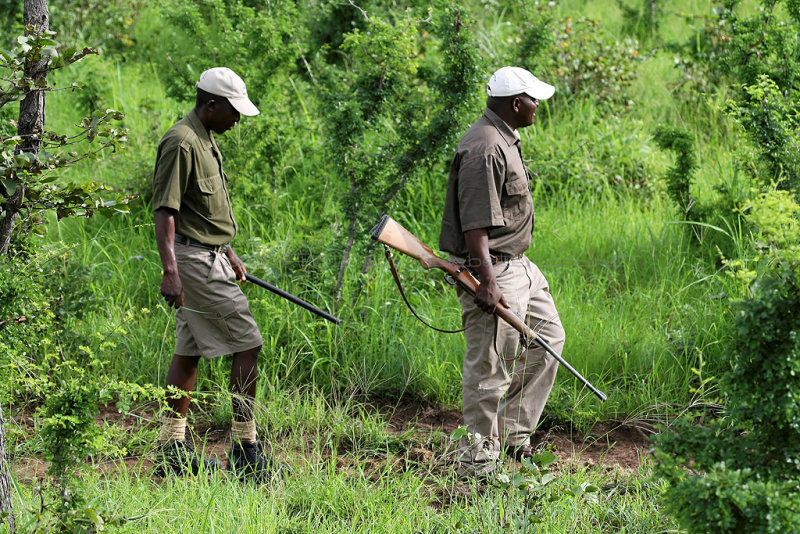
[370,215,607,402]
[245,273,341,324]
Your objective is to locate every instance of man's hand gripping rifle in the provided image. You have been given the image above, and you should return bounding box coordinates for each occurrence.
[370,215,607,402]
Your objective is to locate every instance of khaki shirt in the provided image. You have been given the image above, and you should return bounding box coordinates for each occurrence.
[152,110,238,246]
[439,108,534,257]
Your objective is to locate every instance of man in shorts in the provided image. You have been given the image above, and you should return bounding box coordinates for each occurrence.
[152,66,279,480]
[439,66,566,478]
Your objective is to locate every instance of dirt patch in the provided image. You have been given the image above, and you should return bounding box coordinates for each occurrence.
[9,400,653,483]
[376,399,653,472]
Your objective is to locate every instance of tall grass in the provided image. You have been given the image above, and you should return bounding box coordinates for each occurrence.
[10,459,672,532]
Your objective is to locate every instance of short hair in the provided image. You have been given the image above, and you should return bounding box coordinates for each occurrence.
[195,87,231,109]
[487,95,516,112]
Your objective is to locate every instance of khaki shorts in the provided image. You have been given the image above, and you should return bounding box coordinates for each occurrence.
[173,243,263,358]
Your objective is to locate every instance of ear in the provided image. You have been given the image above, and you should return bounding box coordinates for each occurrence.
[511,96,523,113]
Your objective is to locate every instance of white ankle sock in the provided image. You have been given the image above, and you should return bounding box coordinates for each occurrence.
[231,419,257,443]
[158,416,187,443]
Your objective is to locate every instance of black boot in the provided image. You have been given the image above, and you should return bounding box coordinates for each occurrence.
[228,440,289,482]
[154,439,222,476]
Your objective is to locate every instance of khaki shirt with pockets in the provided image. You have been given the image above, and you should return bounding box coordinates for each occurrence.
[439,108,534,257]
[152,110,238,246]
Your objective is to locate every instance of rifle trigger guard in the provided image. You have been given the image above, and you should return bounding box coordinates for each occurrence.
[512,311,535,351]
[519,332,535,350]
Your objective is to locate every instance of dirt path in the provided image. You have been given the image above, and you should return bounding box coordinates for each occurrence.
[381,401,652,472]
[10,401,653,482]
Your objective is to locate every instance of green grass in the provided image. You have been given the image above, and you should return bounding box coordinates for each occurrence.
[9,387,673,533]
[9,462,672,533]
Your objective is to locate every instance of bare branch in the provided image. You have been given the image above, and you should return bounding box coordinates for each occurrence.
[348,0,369,21]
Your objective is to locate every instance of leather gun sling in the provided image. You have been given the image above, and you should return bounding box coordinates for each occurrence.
[383,246,465,334]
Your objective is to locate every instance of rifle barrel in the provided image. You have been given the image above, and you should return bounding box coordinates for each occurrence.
[531,333,608,402]
[244,274,341,324]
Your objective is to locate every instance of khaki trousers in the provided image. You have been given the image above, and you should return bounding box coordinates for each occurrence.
[455,255,565,464]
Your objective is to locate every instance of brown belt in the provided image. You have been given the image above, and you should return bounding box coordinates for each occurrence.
[459,251,524,266]
[175,233,228,254]
[488,251,525,264]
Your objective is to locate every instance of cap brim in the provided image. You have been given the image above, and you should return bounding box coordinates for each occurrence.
[229,96,260,117]
[524,80,555,100]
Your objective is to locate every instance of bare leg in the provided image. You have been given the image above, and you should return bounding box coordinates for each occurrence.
[165,354,201,417]
[230,345,261,422]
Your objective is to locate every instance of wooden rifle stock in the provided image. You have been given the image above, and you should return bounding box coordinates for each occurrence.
[371,215,607,402]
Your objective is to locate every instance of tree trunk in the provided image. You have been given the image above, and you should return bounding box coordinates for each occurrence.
[0,404,14,533]
[0,0,49,256]
[0,1,48,528]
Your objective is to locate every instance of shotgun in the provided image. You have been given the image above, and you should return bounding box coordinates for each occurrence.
[370,214,607,402]
[244,273,341,324]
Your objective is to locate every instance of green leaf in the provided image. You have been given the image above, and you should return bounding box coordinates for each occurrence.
[450,426,468,441]
[1,179,18,195]
[41,47,59,58]
[531,450,558,467]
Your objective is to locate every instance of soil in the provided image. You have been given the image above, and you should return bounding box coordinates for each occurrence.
[9,400,654,484]
[377,399,654,472]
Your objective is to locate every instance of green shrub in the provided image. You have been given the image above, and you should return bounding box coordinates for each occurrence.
[659,463,800,533]
[656,267,800,531]
[508,3,644,112]
[724,75,800,191]
[653,125,697,216]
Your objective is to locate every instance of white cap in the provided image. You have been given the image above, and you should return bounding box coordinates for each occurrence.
[196,67,259,116]
[486,66,555,100]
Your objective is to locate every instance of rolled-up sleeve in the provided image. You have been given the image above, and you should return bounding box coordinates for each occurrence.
[152,140,191,212]
[457,152,506,232]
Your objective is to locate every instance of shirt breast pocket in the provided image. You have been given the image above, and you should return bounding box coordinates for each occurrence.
[501,177,531,222]
[196,174,226,217]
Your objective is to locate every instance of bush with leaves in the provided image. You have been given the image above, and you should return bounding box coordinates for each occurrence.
[673,0,800,97]
[506,3,644,112]
[654,7,800,517]
[724,75,800,191]
[655,267,800,532]
[655,187,800,531]
[314,2,483,301]
[546,17,642,109]
[653,125,697,216]
[0,27,131,255]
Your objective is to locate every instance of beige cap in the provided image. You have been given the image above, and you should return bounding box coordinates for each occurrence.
[196,67,259,116]
[486,66,555,100]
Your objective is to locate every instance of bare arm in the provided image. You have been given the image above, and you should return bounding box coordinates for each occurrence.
[465,228,509,314]
[154,208,183,309]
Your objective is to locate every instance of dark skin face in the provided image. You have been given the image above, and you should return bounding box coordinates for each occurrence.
[487,94,540,130]
[516,94,540,128]
[196,97,241,134]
